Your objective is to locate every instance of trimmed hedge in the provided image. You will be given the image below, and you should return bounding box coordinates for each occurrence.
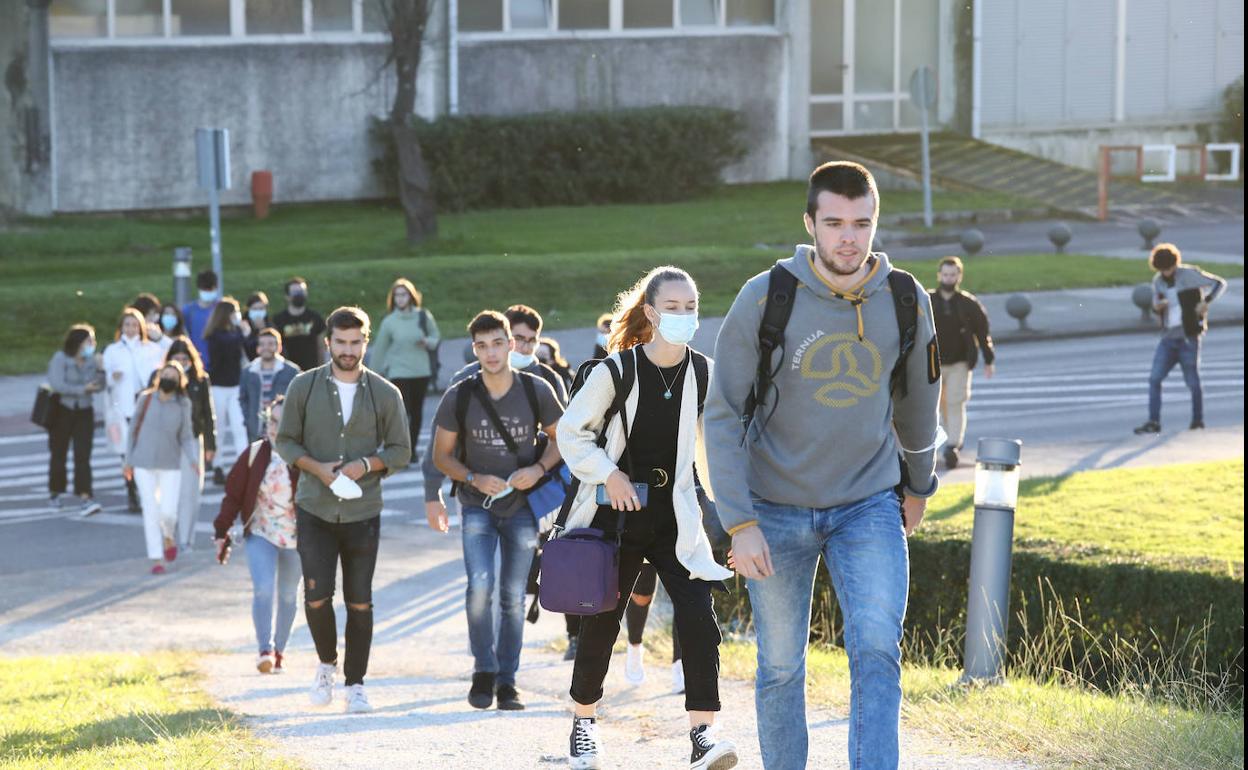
[716,536,1245,690]
[373,107,747,211]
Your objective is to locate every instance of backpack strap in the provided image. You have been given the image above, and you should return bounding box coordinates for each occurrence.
[519,372,541,431]
[887,269,919,399]
[691,350,709,416]
[418,308,429,336]
[743,264,799,434]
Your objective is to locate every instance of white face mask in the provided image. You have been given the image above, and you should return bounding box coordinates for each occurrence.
[509,350,535,369]
[655,311,699,346]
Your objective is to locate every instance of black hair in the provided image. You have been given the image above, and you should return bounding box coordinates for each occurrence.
[326,306,370,339]
[467,310,510,340]
[131,293,160,317]
[1149,243,1181,272]
[504,304,542,335]
[196,270,219,291]
[62,324,94,356]
[806,161,878,219]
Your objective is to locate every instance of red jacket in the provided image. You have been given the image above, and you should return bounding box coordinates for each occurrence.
[213,439,300,540]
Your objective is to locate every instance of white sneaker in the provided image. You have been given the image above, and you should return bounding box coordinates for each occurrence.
[624,643,646,685]
[672,660,686,694]
[344,683,373,713]
[256,651,275,674]
[309,662,336,706]
[569,717,603,769]
[690,724,738,770]
[78,498,102,518]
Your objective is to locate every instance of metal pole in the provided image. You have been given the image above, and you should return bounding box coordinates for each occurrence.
[208,183,223,294]
[919,81,933,229]
[172,247,193,308]
[962,438,1023,683]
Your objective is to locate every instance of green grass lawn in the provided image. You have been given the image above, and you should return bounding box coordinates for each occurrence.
[0,652,295,769]
[2,183,1241,373]
[923,459,1245,574]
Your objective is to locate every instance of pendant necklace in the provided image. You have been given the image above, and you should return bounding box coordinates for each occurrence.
[655,350,690,400]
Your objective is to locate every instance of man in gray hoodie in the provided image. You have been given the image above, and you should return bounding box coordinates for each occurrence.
[704,162,942,770]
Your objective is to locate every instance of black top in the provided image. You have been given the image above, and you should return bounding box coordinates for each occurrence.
[930,289,995,369]
[932,292,968,364]
[207,330,245,386]
[271,308,326,372]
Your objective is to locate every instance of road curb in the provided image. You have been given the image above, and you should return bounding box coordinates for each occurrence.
[994,316,1245,345]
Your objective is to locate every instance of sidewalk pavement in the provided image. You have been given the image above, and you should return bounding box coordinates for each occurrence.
[0,279,1241,430]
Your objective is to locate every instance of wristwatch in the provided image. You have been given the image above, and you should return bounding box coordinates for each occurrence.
[465,471,476,486]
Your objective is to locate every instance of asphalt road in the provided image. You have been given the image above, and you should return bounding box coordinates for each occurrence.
[0,328,1241,574]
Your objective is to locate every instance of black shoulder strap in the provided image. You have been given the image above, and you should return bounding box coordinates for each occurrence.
[691,350,709,416]
[418,308,429,335]
[887,269,919,399]
[743,264,799,434]
[453,375,475,460]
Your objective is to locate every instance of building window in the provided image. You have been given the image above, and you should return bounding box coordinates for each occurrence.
[560,0,611,29]
[49,0,392,39]
[172,0,231,35]
[624,0,673,28]
[455,0,774,34]
[312,0,353,31]
[50,0,108,37]
[725,0,771,26]
[247,0,303,34]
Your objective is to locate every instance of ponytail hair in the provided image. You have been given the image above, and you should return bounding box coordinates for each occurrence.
[607,266,697,353]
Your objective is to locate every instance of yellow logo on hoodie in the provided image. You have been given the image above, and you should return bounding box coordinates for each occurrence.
[801,333,882,407]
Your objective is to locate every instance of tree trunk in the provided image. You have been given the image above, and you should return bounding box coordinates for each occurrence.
[392,121,437,244]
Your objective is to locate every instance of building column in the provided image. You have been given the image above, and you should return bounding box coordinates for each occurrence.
[1,0,54,216]
[781,0,812,177]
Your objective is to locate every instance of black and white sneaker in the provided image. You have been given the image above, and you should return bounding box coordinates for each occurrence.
[569,716,602,769]
[78,498,102,518]
[690,724,738,770]
[1133,420,1161,435]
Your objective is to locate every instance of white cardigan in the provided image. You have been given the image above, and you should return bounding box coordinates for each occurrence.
[555,348,733,582]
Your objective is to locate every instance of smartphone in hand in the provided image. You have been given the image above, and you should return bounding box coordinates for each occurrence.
[216,536,231,565]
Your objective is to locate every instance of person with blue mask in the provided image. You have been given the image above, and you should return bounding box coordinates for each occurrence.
[46,323,106,518]
[181,270,220,372]
[243,291,272,360]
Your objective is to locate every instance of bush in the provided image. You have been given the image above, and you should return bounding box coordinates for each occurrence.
[373,107,747,211]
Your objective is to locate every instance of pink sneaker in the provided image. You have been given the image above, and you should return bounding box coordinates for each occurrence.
[151,564,166,575]
[273,651,285,674]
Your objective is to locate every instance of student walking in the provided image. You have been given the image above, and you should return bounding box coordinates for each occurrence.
[215,397,302,675]
[46,324,105,517]
[556,267,737,770]
[158,303,187,339]
[243,291,272,360]
[1134,243,1228,435]
[538,336,575,391]
[372,278,441,453]
[275,307,411,714]
[205,297,249,483]
[182,270,220,370]
[929,256,996,469]
[124,361,199,575]
[165,337,217,549]
[103,308,163,513]
[704,162,942,770]
[133,293,173,353]
[271,277,327,372]
[239,328,300,442]
[431,310,564,712]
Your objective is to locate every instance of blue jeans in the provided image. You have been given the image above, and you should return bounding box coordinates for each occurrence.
[747,488,908,770]
[1148,335,1203,423]
[461,504,538,686]
[245,534,302,654]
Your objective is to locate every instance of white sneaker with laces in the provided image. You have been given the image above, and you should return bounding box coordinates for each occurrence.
[569,717,603,770]
[344,683,373,713]
[690,724,738,770]
[624,643,646,685]
[672,660,686,694]
[309,662,336,706]
[79,498,102,518]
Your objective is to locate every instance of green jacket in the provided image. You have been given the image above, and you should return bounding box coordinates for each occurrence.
[371,308,440,379]
[275,365,412,523]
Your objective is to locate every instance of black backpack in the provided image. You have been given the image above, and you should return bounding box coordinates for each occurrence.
[741,263,931,436]
[566,346,710,420]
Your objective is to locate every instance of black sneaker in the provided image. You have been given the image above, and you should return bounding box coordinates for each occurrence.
[467,672,495,709]
[1190,419,1205,430]
[690,724,738,770]
[942,446,959,470]
[563,635,579,662]
[495,682,525,711]
[569,716,602,769]
[126,479,142,513]
[1133,421,1161,435]
[212,467,226,486]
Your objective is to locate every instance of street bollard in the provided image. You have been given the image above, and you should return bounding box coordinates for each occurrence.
[960,229,985,257]
[1047,223,1072,254]
[1138,218,1161,250]
[962,437,1023,684]
[1005,293,1032,331]
[173,247,193,308]
[1132,284,1155,322]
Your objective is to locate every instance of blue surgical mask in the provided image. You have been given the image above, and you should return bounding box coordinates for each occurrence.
[160,314,178,331]
[80,343,96,358]
[199,290,218,303]
[510,351,536,369]
[656,311,699,346]
[248,309,267,324]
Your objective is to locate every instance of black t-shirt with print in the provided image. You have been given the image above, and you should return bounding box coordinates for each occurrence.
[272,308,326,372]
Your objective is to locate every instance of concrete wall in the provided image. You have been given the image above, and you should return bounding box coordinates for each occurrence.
[50,41,404,212]
[984,125,1207,173]
[457,33,789,183]
[1,1,53,216]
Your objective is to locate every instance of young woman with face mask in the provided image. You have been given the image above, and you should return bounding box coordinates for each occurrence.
[371,278,441,454]
[158,337,217,550]
[123,362,199,575]
[103,308,163,513]
[204,297,249,485]
[242,291,271,360]
[555,266,737,770]
[46,324,106,517]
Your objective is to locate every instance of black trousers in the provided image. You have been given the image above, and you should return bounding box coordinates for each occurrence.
[625,563,683,662]
[47,406,95,497]
[296,509,380,686]
[570,502,721,712]
[392,377,430,454]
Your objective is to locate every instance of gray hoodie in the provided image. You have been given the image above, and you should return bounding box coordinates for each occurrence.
[704,247,941,531]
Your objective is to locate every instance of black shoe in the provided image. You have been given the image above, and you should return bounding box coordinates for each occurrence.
[942,446,959,470]
[467,672,495,709]
[1133,421,1161,435]
[1190,419,1205,430]
[126,478,141,514]
[690,724,738,770]
[212,467,226,486]
[496,683,525,711]
[569,717,602,769]
[563,636,579,662]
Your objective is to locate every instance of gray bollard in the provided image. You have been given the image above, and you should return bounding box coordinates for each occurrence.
[173,247,193,308]
[1005,293,1032,331]
[1138,218,1161,250]
[962,437,1023,684]
[961,229,985,257]
[1048,223,1072,254]
[1132,284,1155,322]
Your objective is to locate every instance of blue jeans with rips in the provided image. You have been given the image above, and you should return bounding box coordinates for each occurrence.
[1148,334,1203,424]
[461,503,538,686]
[746,488,908,770]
